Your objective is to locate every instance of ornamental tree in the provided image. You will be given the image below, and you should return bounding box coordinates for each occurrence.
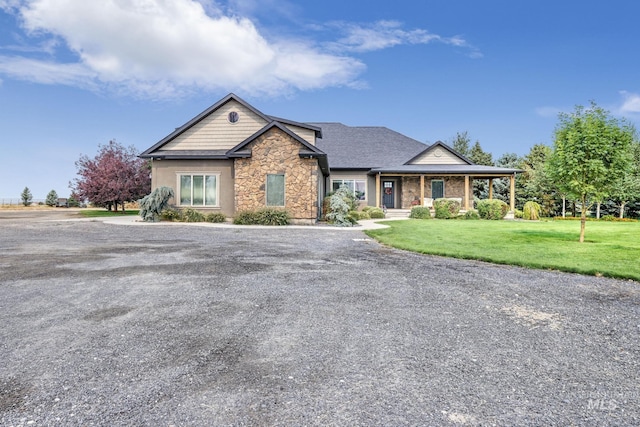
[547,102,636,242]
[21,186,33,206]
[71,140,151,211]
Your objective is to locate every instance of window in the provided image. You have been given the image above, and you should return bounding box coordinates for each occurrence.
[266,174,285,206]
[179,174,219,206]
[332,179,366,201]
[227,111,239,123]
[431,179,444,199]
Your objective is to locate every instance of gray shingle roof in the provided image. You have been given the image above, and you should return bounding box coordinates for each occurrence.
[310,123,428,169]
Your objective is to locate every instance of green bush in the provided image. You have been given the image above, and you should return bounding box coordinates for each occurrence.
[256,208,290,225]
[601,214,616,221]
[362,206,374,212]
[433,198,461,219]
[368,207,385,219]
[348,210,371,220]
[409,206,432,219]
[523,201,542,220]
[233,209,290,225]
[160,207,182,221]
[205,212,227,223]
[182,208,205,222]
[477,199,508,220]
[514,209,524,219]
[233,210,260,225]
[462,209,480,220]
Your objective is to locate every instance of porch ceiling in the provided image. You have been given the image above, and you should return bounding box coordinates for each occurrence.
[369,164,522,178]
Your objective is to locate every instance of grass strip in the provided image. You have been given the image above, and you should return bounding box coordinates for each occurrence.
[365,219,640,281]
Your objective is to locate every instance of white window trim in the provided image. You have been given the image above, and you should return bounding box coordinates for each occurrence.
[176,172,221,207]
[266,173,286,207]
[331,178,367,201]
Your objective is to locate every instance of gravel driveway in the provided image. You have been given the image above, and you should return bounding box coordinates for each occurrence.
[1,213,639,426]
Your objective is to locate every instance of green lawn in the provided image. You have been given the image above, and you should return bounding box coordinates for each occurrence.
[365,219,640,281]
[79,209,139,218]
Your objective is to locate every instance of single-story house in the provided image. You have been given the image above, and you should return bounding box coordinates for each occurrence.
[140,93,521,223]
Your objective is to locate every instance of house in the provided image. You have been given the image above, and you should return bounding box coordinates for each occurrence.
[140,93,521,223]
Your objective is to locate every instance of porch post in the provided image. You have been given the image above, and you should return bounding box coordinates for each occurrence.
[509,174,515,211]
[488,178,494,200]
[464,175,470,210]
[420,175,425,206]
[375,173,381,208]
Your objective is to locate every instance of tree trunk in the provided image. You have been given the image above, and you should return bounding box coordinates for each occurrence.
[596,202,601,219]
[579,195,586,243]
[620,202,626,219]
[562,196,566,218]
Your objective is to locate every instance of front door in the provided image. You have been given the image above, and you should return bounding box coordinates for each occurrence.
[382,180,395,208]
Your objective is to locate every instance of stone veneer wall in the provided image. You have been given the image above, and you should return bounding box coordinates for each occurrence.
[234,128,319,220]
[401,176,472,208]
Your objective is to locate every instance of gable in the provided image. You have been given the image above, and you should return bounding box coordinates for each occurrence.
[406,142,470,165]
[162,99,269,151]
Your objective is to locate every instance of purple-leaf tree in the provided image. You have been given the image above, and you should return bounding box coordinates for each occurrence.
[71,140,151,211]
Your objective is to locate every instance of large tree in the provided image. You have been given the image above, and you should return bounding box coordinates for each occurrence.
[72,140,151,211]
[468,141,494,199]
[450,131,472,157]
[519,144,559,215]
[547,102,635,242]
[609,140,640,218]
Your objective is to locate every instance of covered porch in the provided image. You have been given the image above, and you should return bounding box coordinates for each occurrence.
[370,165,521,212]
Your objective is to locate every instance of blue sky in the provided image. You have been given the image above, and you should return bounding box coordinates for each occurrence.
[1,0,640,200]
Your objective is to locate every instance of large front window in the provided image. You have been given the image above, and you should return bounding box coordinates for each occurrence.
[266,174,285,206]
[332,179,366,201]
[179,174,218,206]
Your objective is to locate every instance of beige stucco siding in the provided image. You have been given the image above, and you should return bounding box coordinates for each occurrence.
[409,149,467,165]
[150,159,235,217]
[163,100,268,151]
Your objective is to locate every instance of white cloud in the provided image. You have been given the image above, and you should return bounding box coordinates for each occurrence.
[0,1,479,99]
[327,20,482,58]
[0,0,364,98]
[618,91,640,115]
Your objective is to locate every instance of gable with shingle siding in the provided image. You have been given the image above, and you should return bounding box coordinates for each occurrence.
[162,99,268,151]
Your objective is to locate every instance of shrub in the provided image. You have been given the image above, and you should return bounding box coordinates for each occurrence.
[233,209,290,225]
[523,201,542,220]
[325,186,357,226]
[205,212,227,223]
[462,209,480,220]
[433,198,461,219]
[348,210,371,221]
[255,208,290,225]
[409,206,432,219]
[233,210,260,225]
[182,208,205,222]
[514,209,524,219]
[477,199,509,220]
[367,207,385,219]
[139,186,175,222]
[600,214,616,221]
[160,207,182,221]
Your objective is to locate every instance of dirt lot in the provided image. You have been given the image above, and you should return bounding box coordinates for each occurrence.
[1,211,639,426]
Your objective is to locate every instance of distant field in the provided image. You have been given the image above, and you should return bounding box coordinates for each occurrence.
[365,219,640,281]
